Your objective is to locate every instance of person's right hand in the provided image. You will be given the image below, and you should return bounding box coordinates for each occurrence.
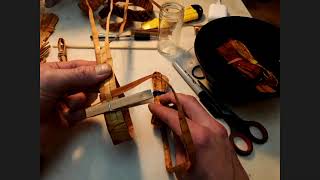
[148,93,249,180]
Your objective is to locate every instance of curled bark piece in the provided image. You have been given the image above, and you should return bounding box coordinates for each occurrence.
[57,38,68,62]
[98,0,154,31]
[99,0,154,21]
[217,39,279,93]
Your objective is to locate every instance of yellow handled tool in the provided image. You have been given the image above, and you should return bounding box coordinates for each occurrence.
[142,4,203,30]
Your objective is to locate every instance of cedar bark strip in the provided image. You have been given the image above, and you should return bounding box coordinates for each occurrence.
[151,72,168,127]
[160,79,196,175]
[118,0,129,35]
[150,73,176,171]
[85,0,132,144]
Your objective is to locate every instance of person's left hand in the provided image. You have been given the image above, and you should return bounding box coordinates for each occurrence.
[40,60,112,125]
[40,60,112,154]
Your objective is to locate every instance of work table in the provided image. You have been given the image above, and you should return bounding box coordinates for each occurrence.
[42,0,280,179]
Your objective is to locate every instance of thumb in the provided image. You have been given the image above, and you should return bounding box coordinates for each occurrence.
[47,63,112,93]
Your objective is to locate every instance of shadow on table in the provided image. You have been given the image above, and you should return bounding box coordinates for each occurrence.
[232,97,280,159]
[123,39,134,81]
[41,119,142,180]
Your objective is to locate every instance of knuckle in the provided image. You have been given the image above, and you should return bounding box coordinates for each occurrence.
[187,95,198,103]
[194,127,213,147]
[75,66,92,80]
[215,126,228,139]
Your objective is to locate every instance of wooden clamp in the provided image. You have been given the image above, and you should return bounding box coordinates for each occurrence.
[85,89,153,118]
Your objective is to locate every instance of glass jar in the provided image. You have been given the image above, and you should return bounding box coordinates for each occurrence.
[158,2,184,56]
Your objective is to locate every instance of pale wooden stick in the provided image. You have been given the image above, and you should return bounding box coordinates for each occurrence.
[85,0,101,63]
[104,0,113,62]
[52,44,157,50]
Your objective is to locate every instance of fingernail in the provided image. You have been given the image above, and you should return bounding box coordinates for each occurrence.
[95,63,112,75]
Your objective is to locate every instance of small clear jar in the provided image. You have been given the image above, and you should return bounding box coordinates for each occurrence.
[158,2,184,56]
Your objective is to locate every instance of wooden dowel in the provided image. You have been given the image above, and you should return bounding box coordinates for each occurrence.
[52,45,157,50]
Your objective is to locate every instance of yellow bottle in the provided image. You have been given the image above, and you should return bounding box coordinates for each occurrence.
[141,4,203,30]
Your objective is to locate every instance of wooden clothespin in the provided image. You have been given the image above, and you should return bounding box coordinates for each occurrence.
[85,89,153,118]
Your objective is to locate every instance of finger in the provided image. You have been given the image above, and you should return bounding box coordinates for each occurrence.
[65,92,98,110]
[174,133,186,165]
[148,103,199,136]
[159,92,212,122]
[159,92,226,133]
[65,109,86,126]
[47,60,96,69]
[65,86,101,96]
[43,63,112,94]
[59,103,86,126]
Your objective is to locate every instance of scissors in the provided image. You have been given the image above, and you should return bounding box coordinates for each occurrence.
[197,80,268,156]
[216,102,268,156]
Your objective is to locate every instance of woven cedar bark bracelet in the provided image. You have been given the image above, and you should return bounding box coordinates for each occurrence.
[98,0,154,31]
[98,0,154,22]
[79,0,154,31]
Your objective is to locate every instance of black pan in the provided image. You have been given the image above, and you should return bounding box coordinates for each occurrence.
[194,16,280,102]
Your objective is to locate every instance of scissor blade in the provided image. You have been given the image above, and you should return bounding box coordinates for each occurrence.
[85,89,153,118]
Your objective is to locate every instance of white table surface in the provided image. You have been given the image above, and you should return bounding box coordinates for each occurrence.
[42,0,279,180]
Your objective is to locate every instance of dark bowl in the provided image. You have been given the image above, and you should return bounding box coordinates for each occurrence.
[194,16,280,102]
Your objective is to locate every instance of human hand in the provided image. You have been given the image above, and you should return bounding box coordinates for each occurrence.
[40,60,112,126]
[148,93,249,180]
